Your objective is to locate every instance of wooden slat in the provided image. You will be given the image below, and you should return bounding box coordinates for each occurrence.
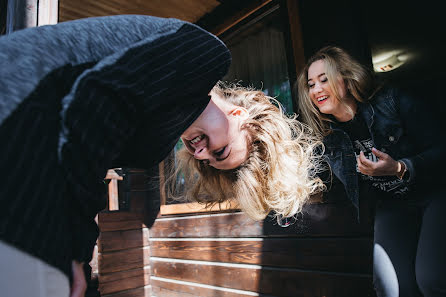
[152,260,261,292]
[59,0,220,23]
[98,211,145,232]
[101,286,151,297]
[150,212,262,238]
[99,248,150,273]
[150,203,371,238]
[99,267,150,295]
[151,260,375,296]
[100,267,148,284]
[160,201,240,215]
[150,238,372,274]
[160,194,322,216]
[151,278,258,297]
[98,228,149,253]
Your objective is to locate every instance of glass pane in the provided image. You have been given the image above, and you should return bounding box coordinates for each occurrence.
[221,8,293,114]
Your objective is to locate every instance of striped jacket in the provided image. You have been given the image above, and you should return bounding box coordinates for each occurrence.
[0,15,231,277]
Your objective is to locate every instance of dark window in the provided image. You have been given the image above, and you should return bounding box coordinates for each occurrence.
[220,6,294,114]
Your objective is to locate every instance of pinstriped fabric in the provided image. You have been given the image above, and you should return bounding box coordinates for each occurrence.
[0,17,231,277]
[0,65,79,275]
[0,15,186,125]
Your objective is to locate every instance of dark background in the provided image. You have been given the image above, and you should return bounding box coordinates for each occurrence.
[299,0,446,121]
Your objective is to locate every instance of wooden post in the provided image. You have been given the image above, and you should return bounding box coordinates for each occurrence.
[158,161,166,206]
[105,169,124,211]
[38,0,58,26]
[107,179,119,211]
[285,0,306,76]
[6,0,58,33]
[6,0,37,33]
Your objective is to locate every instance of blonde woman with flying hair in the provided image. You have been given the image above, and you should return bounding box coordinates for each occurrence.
[172,81,325,222]
[297,45,446,297]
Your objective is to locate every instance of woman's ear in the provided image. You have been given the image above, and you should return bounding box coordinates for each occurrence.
[230,107,249,120]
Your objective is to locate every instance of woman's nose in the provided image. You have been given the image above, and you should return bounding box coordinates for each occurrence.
[313,82,323,92]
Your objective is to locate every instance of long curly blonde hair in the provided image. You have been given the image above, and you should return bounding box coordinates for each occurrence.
[170,82,325,221]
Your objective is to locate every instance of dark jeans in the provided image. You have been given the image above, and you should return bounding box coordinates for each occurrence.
[373,192,446,297]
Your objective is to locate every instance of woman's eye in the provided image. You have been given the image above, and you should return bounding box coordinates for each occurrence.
[321,77,328,83]
[214,147,225,156]
[308,83,315,88]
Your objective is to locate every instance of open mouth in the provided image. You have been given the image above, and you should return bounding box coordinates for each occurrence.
[183,134,206,155]
[184,135,230,162]
[190,134,204,145]
[187,134,206,150]
[317,96,328,104]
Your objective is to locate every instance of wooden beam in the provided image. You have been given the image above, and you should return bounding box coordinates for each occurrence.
[98,211,145,232]
[160,194,321,216]
[6,0,38,32]
[151,277,257,297]
[150,259,375,296]
[150,203,371,238]
[286,0,306,76]
[108,179,119,211]
[98,247,150,273]
[211,0,272,36]
[150,238,372,273]
[158,162,166,206]
[99,267,150,295]
[38,0,58,26]
[160,200,239,216]
[101,286,151,297]
[98,228,149,253]
[105,169,124,180]
[59,0,220,23]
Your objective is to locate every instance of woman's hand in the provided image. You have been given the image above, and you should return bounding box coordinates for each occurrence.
[357,148,399,176]
[70,260,87,297]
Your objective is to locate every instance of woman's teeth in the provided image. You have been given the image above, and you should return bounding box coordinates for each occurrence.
[190,134,204,145]
[318,96,328,102]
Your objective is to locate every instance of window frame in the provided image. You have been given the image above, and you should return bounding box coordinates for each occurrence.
[159,0,307,216]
